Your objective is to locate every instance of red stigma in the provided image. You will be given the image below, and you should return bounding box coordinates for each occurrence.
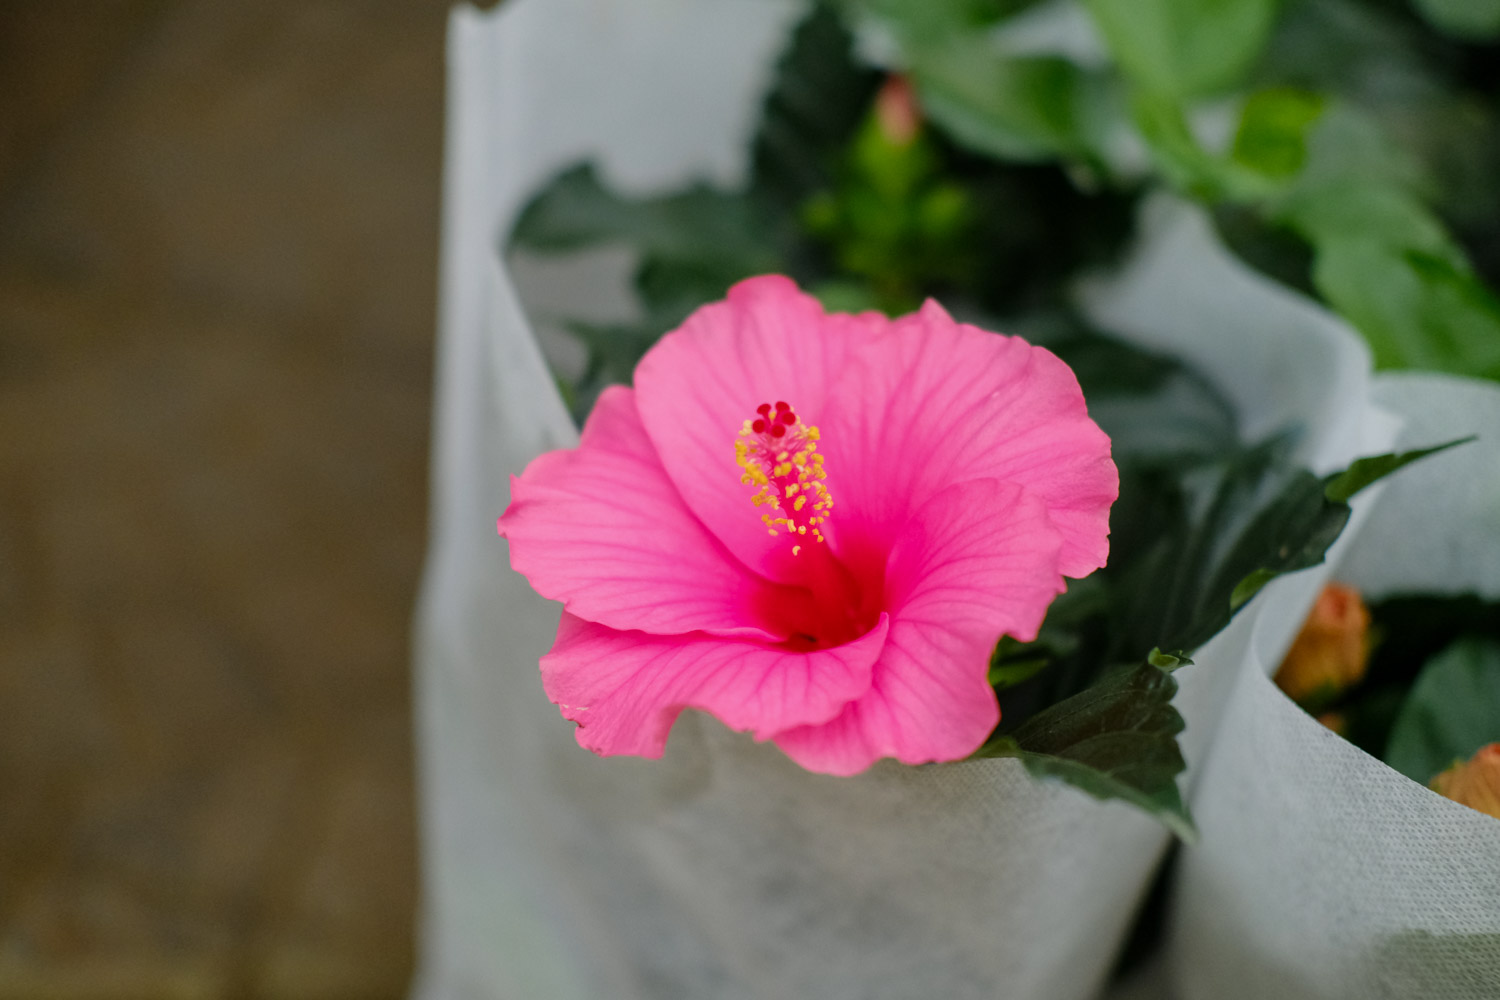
[775,401,790,411]
[770,423,786,438]
[757,403,772,416]
[751,418,767,433]
[780,410,796,425]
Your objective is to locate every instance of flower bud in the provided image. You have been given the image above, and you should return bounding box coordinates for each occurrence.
[1274,582,1371,709]
[1430,744,1500,820]
[874,75,921,147]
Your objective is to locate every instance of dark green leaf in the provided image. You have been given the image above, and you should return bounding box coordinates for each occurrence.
[1385,637,1500,785]
[750,4,880,212]
[1323,437,1474,503]
[974,660,1196,840]
[1049,334,1240,465]
[510,163,780,273]
[1127,434,1458,658]
[1084,0,1280,98]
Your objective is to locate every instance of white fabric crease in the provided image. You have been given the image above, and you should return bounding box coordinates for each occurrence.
[1167,374,1500,1000]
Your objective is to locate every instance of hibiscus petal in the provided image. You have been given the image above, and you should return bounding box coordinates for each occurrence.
[820,299,1117,579]
[634,275,884,581]
[774,478,1064,776]
[543,611,891,758]
[499,385,789,639]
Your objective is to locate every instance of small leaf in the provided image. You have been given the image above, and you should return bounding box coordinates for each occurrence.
[1385,637,1500,785]
[1148,648,1191,670]
[1322,437,1474,503]
[1228,568,1276,611]
[987,654,1051,690]
[1232,88,1326,181]
[974,660,1196,840]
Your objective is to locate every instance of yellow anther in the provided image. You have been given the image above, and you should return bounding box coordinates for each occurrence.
[736,402,833,558]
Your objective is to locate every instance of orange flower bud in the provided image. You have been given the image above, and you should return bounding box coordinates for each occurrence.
[1274,582,1372,708]
[874,75,921,147]
[1430,743,1500,820]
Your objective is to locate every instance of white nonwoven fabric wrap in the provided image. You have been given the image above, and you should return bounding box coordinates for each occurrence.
[413,3,1384,998]
[1166,374,1500,1000]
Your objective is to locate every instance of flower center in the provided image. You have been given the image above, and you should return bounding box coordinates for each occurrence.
[734,400,832,555]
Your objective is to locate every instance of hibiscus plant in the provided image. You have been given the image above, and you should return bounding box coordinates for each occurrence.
[502,2,1461,837]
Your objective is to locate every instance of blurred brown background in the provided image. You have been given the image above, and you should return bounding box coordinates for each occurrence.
[0,2,459,996]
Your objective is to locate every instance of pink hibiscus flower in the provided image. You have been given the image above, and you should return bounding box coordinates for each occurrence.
[498,275,1117,776]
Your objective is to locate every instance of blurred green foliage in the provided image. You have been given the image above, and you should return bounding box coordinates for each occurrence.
[844,0,1500,378]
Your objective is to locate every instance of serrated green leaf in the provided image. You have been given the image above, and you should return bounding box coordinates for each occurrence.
[1124,432,1457,659]
[974,660,1196,840]
[1385,637,1500,785]
[1322,437,1473,503]
[1084,0,1279,99]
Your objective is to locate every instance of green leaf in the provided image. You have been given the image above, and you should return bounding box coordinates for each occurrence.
[510,163,780,272]
[1385,637,1500,785]
[911,42,1110,162]
[1125,434,1458,658]
[1310,240,1500,378]
[974,660,1196,841]
[1231,88,1326,181]
[1083,0,1280,99]
[1322,437,1473,503]
[987,652,1052,690]
[1280,181,1455,257]
[1412,0,1500,40]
